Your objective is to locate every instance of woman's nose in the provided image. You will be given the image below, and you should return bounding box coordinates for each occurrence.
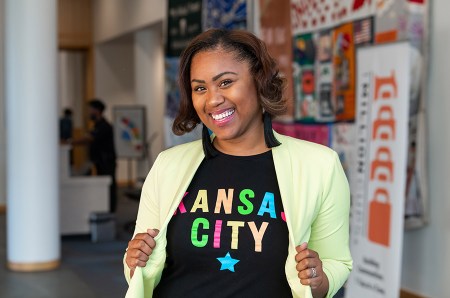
[206,89,225,108]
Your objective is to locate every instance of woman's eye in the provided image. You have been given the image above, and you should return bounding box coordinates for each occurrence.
[193,86,206,92]
[220,79,233,87]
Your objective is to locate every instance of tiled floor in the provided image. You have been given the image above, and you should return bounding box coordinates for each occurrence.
[0,188,140,298]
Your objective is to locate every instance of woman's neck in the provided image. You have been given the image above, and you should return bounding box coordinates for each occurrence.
[213,124,269,156]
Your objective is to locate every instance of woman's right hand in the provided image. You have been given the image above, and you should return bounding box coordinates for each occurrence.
[126,228,159,278]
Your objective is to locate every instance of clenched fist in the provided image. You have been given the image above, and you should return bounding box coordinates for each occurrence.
[126,229,159,278]
[295,242,329,297]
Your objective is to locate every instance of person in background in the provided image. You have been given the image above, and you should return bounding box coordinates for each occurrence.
[70,99,117,213]
[59,108,73,141]
[124,29,352,298]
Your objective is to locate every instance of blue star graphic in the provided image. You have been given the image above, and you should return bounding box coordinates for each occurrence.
[216,252,240,272]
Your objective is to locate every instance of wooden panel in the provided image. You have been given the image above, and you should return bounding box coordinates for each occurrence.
[8,260,60,272]
[72,128,89,171]
[58,0,93,48]
[400,289,429,298]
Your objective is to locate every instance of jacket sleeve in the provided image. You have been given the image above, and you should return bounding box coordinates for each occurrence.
[123,153,163,284]
[308,151,353,298]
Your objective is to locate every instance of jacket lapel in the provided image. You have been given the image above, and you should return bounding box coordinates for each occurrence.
[159,142,205,233]
[271,133,297,247]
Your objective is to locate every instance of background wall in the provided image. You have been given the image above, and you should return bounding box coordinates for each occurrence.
[93,0,165,43]
[94,34,137,183]
[93,0,166,183]
[401,0,450,296]
[133,23,165,178]
[0,0,6,209]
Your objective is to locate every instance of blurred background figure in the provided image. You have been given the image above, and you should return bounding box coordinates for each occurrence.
[59,108,73,141]
[71,99,117,213]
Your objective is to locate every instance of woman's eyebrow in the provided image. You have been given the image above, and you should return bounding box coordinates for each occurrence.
[212,71,238,82]
[191,79,206,83]
[191,71,238,84]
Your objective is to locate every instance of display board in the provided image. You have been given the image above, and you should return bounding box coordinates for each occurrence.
[113,106,146,159]
[346,42,411,298]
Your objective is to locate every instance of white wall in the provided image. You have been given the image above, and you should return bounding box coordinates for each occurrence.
[93,0,165,43]
[93,0,167,182]
[134,23,165,177]
[401,0,450,296]
[94,34,137,182]
[0,0,6,207]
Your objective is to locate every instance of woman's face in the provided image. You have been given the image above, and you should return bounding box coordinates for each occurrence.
[190,49,262,143]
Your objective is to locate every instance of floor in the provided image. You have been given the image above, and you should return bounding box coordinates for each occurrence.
[0,188,139,298]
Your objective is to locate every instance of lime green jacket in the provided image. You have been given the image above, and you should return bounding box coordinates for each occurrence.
[124,132,352,298]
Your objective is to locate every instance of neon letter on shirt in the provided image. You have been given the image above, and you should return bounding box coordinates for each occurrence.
[227,221,245,249]
[257,192,277,218]
[213,220,222,248]
[248,221,269,252]
[238,189,254,215]
[191,217,209,247]
[190,190,209,213]
[214,189,234,214]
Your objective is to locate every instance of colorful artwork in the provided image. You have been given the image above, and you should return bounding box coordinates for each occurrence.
[113,106,146,158]
[333,22,355,121]
[290,0,375,34]
[164,57,202,148]
[353,17,374,46]
[119,117,143,152]
[203,0,247,30]
[165,57,181,119]
[293,33,317,121]
[293,33,315,65]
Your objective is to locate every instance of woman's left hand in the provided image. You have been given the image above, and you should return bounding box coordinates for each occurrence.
[295,242,329,297]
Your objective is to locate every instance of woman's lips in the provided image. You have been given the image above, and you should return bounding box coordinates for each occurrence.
[210,108,235,126]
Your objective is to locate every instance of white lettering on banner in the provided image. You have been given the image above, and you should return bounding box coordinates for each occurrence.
[347,43,410,298]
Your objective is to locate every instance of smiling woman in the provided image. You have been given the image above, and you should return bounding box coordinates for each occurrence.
[173,29,287,157]
[124,29,352,298]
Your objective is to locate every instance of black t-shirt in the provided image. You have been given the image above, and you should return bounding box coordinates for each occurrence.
[89,118,116,170]
[154,150,292,298]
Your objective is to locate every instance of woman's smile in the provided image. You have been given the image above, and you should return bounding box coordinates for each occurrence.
[210,108,236,126]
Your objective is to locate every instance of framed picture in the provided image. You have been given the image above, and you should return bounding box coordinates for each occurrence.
[113,106,146,159]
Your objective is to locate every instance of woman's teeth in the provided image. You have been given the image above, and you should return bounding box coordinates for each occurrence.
[211,109,235,121]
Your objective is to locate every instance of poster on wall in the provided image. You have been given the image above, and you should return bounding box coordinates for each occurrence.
[203,0,247,30]
[259,0,294,121]
[167,0,203,57]
[346,42,411,298]
[164,57,201,148]
[113,106,146,159]
[293,33,316,121]
[333,22,356,121]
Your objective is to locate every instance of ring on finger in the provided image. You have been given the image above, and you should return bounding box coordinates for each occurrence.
[311,267,317,278]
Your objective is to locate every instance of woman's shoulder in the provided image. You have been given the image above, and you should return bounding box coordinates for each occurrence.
[155,139,204,165]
